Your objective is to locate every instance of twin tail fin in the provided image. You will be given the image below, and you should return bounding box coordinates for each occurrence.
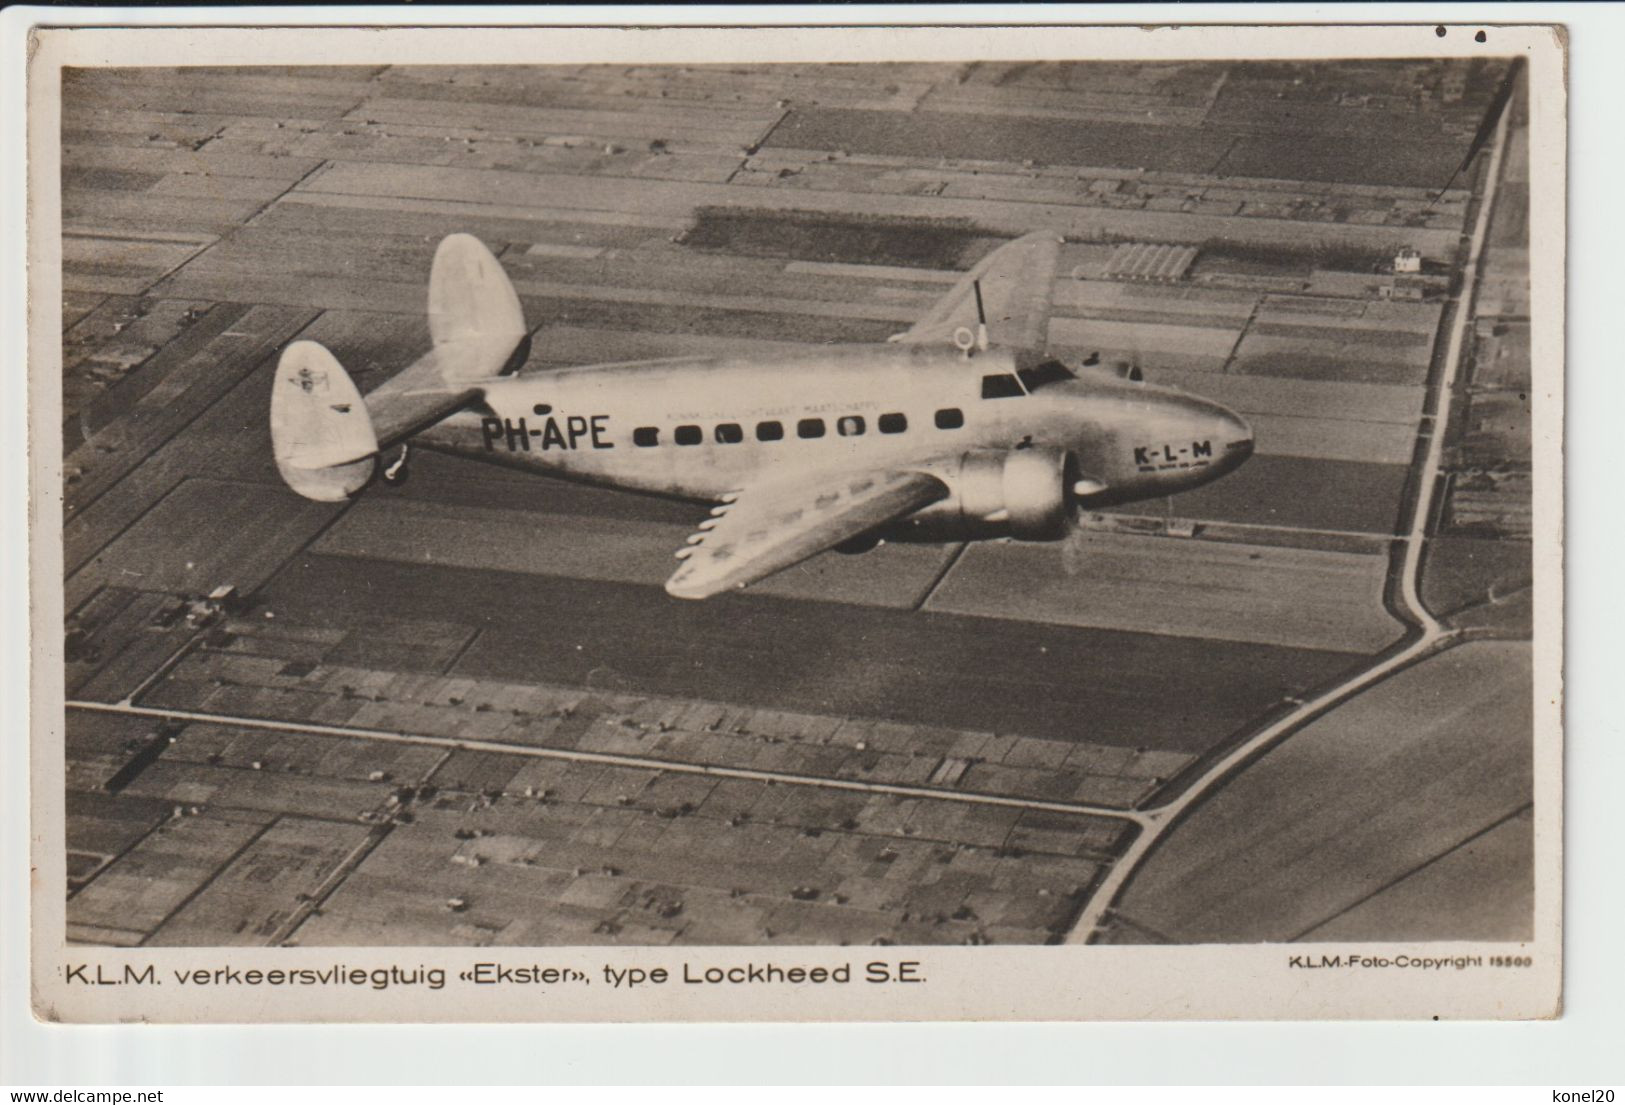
[270,233,528,502]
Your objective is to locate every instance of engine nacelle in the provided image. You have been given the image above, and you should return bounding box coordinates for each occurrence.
[904,447,1072,541]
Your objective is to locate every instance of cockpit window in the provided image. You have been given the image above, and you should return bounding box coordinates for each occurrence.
[981,373,1025,400]
[1017,360,1077,391]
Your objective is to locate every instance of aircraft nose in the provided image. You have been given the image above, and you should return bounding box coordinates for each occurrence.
[1192,398,1252,473]
[1219,408,1254,469]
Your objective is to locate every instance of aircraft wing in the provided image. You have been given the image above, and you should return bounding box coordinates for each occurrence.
[888,230,1062,351]
[664,468,949,600]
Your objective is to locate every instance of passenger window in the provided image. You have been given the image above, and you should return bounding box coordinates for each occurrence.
[797,418,826,439]
[674,425,702,446]
[878,412,907,434]
[837,415,866,437]
[981,373,1025,399]
[715,423,743,444]
[633,426,659,447]
[935,408,964,430]
[756,420,784,442]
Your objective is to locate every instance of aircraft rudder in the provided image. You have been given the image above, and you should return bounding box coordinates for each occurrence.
[269,340,379,501]
[427,232,528,381]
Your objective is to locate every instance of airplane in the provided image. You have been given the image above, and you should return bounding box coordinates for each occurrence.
[270,231,1254,599]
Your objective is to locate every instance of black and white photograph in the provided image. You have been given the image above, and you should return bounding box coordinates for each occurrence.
[24,21,1564,1024]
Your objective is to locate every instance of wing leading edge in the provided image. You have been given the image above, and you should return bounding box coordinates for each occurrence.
[665,469,948,600]
[889,230,1063,352]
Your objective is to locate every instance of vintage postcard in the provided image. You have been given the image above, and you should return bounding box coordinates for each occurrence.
[25,19,1564,1023]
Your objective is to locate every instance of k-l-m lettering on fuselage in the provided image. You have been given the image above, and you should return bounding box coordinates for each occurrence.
[1134,439,1216,472]
[268,230,1256,599]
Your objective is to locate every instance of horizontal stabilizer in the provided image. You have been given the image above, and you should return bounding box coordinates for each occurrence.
[361,359,484,449]
[360,232,529,446]
[271,341,378,502]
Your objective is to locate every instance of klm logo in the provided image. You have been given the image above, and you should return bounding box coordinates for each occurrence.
[1134,440,1213,471]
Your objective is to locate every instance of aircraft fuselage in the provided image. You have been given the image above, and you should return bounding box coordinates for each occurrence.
[411,343,1253,536]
